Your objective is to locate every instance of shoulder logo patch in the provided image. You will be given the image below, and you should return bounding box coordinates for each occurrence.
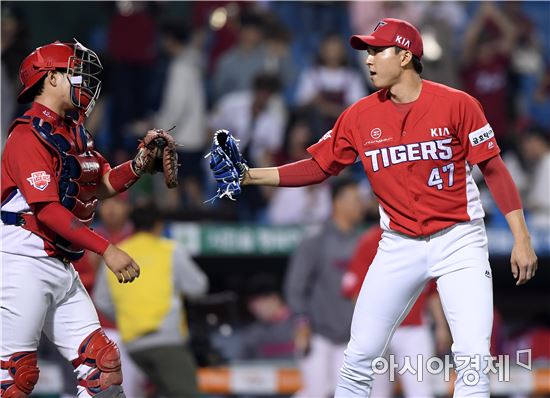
[27,171,51,191]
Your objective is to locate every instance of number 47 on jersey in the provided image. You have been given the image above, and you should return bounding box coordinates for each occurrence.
[428,163,455,190]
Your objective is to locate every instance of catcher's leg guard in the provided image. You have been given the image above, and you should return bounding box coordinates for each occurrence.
[72,329,123,396]
[1,351,40,397]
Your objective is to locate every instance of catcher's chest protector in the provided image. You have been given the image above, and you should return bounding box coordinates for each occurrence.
[10,113,103,260]
[27,116,102,222]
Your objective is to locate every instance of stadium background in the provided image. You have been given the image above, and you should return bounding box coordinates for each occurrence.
[1,1,549,396]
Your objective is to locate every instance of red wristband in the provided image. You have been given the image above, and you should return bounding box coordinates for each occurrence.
[108,161,139,193]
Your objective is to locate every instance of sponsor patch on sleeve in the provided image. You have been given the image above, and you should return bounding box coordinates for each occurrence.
[468,124,494,147]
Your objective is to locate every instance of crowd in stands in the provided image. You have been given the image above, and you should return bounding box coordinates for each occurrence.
[2,1,549,227]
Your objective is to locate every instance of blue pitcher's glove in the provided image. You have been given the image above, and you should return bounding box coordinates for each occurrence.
[206,130,248,201]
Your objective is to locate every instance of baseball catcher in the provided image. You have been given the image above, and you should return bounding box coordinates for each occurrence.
[206,129,248,201]
[133,128,179,188]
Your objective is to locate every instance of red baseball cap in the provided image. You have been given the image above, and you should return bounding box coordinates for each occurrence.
[350,18,423,59]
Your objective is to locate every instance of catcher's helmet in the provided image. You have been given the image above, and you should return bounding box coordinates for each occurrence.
[18,39,102,117]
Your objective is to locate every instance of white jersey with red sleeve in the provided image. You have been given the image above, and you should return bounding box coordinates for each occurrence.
[2,120,62,257]
[1,104,111,257]
[308,80,500,237]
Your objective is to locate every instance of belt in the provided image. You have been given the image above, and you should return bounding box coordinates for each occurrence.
[1,211,25,226]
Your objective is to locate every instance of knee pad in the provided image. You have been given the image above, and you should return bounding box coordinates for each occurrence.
[1,351,40,397]
[72,329,123,396]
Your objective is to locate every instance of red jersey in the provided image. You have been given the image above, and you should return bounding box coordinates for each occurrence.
[308,80,501,237]
[341,226,437,326]
[1,103,111,257]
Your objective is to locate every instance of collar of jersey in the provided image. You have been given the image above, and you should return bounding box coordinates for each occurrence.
[28,102,64,127]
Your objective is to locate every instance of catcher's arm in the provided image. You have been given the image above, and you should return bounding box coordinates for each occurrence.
[96,161,140,199]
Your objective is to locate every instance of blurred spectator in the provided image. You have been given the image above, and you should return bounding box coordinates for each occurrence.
[191,1,251,75]
[519,127,550,229]
[284,177,365,397]
[136,20,207,209]
[210,72,287,220]
[341,226,452,398]
[266,2,351,69]
[107,0,158,74]
[106,1,159,161]
[76,193,134,294]
[294,33,366,139]
[268,119,331,225]
[211,74,287,168]
[1,63,15,148]
[416,2,466,89]
[212,10,268,99]
[268,184,331,226]
[1,4,29,141]
[94,192,135,246]
[94,202,209,397]
[74,193,146,397]
[240,273,296,360]
[263,15,298,103]
[1,4,30,86]
[460,2,517,146]
[528,66,550,130]
[273,117,314,166]
[501,2,546,127]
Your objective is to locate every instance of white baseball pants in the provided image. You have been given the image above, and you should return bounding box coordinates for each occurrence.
[1,252,102,397]
[335,220,493,397]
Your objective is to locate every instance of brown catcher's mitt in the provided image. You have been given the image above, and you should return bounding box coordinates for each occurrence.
[132,129,178,188]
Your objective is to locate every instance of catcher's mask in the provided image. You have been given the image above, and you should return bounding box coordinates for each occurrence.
[17,39,102,117]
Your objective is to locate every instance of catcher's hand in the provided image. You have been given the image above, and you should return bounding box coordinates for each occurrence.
[103,244,140,284]
[206,129,248,201]
[132,129,178,188]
